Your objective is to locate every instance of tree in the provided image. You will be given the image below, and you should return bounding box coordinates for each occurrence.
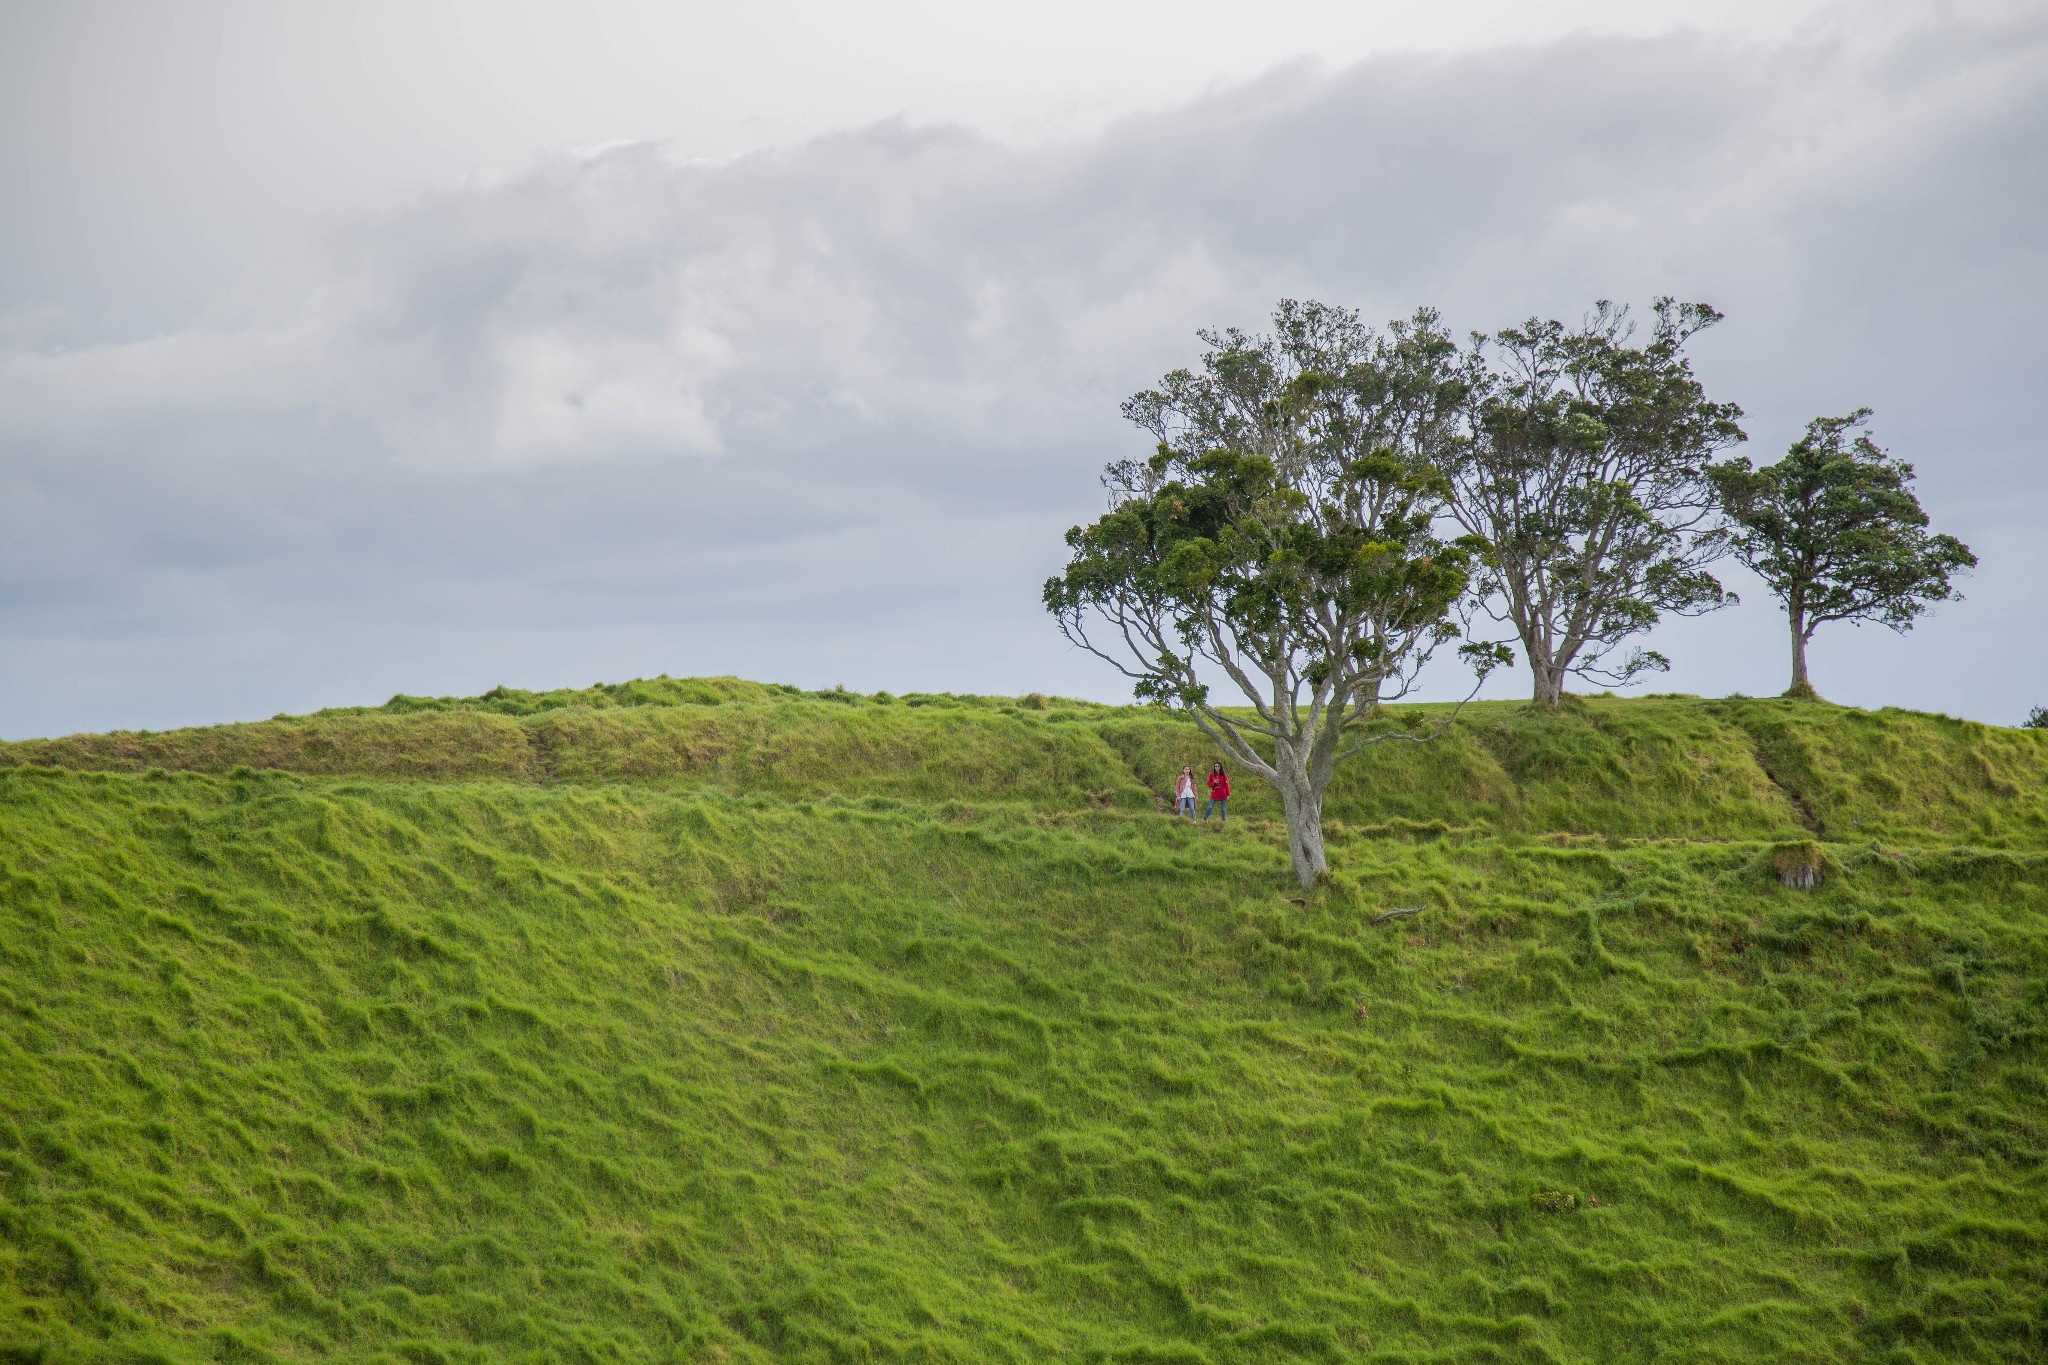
[1045,301,1509,889]
[1710,409,1976,697]
[1446,299,1746,706]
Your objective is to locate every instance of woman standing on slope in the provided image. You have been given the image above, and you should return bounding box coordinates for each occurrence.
[1173,765,1198,820]
[1203,763,1229,822]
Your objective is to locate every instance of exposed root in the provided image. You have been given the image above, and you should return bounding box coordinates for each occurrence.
[1769,839,1839,890]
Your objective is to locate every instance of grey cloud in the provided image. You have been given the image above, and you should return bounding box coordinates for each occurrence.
[3,14,2045,736]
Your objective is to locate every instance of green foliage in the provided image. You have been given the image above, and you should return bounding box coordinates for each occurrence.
[1712,410,1974,625]
[3,684,2048,1360]
[1047,301,1486,712]
[1450,299,1746,703]
[1048,300,1508,884]
[1711,410,1977,696]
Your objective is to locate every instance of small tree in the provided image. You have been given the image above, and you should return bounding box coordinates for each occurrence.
[1446,300,1747,706]
[1710,410,1976,698]
[1045,301,1508,889]
[2024,706,2048,730]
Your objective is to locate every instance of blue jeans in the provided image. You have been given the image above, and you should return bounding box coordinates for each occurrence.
[1203,798,1226,821]
[1175,795,1196,819]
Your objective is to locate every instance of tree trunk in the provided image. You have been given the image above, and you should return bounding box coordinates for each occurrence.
[1518,623,1565,707]
[1530,656,1565,708]
[1786,605,1814,698]
[1273,759,1328,891]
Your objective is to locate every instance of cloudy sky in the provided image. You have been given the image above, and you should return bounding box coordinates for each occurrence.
[3,0,2043,738]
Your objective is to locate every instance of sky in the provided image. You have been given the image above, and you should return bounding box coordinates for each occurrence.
[2,0,2044,738]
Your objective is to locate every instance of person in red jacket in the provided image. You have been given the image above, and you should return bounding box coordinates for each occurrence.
[1202,762,1229,822]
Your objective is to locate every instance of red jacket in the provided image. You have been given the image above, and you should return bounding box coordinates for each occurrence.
[1206,771,1230,800]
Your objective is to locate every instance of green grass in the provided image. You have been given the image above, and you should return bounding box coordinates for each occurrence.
[2,683,2046,1361]
[11,683,2047,843]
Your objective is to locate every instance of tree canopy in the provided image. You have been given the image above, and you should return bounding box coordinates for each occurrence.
[1045,300,1507,887]
[1710,409,1975,697]
[1445,299,1746,705]
[1052,296,1992,891]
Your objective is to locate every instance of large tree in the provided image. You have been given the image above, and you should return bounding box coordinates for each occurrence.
[1446,299,1747,706]
[1045,301,1508,889]
[1709,409,1976,697]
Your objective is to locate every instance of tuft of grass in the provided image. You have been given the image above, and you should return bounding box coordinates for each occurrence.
[1,683,2045,1361]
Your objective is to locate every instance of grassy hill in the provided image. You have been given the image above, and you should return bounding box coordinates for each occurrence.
[2,681,2045,1362]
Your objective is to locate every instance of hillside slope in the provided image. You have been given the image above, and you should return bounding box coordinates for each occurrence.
[10,678,2048,845]
[3,683,2046,1362]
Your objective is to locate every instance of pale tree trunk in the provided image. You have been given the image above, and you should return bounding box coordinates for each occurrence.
[1787,604,1814,697]
[1515,614,1567,707]
[1503,581,1567,707]
[1528,646,1566,708]
[1272,742,1328,890]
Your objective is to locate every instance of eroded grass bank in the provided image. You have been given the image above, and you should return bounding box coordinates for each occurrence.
[3,733,2045,1360]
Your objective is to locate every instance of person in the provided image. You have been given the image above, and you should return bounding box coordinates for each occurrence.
[1203,762,1229,822]
[1173,765,1198,819]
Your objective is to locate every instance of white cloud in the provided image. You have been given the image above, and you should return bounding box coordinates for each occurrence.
[2,13,2044,734]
